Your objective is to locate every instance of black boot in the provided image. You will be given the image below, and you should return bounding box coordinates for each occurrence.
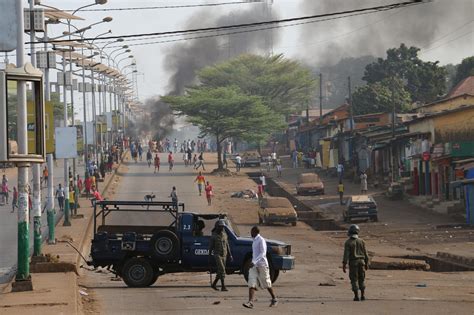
[221,279,228,291]
[360,289,365,301]
[353,290,360,301]
[211,278,219,291]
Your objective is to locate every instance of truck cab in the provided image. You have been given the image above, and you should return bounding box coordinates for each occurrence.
[89,200,295,287]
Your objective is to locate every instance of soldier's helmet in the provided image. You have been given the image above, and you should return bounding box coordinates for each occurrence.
[347,224,360,236]
[216,219,226,227]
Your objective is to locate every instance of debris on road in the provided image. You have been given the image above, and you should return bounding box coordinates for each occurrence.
[231,189,257,199]
[370,256,430,271]
[79,290,89,296]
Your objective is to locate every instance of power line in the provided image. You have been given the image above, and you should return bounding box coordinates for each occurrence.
[420,20,474,50]
[420,30,473,54]
[62,1,260,12]
[100,9,400,49]
[32,1,423,45]
[93,8,396,47]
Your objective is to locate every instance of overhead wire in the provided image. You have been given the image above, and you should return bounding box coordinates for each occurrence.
[93,7,398,47]
[62,1,260,12]
[32,1,424,45]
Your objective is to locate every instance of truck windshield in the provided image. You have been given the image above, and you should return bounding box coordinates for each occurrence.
[194,215,240,237]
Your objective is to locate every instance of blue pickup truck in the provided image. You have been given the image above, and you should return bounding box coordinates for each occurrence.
[88,200,295,287]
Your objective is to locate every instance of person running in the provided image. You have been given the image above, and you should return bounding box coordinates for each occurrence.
[192,154,198,168]
[55,183,65,212]
[11,186,18,213]
[195,152,206,170]
[194,171,205,196]
[146,149,153,167]
[205,181,213,206]
[168,152,174,171]
[154,154,161,173]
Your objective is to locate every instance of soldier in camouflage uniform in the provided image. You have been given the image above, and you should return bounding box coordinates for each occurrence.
[209,220,233,291]
[342,224,369,301]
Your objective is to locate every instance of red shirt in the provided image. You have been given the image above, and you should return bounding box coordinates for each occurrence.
[93,190,103,201]
[168,154,173,163]
[154,157,160,166]
[205,184,213,197]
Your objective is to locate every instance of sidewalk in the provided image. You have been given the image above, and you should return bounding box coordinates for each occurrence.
[0,155,126,315]
[0,160,83,282]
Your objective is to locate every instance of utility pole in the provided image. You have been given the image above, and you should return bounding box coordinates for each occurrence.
[348,76,354,172]
[62,51,71,226]
[43,20,55,244]
[28,0,42,257]
[319,73,323,123]
[14,0,32,290]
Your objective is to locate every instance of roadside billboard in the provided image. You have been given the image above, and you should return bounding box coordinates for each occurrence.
[55,127,77,159]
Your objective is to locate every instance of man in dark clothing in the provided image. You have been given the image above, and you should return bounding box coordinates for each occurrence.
[343,224,369,301]
[209,220,233,291]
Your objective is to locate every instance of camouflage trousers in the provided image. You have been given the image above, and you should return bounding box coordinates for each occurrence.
[349,259,365,291]
[214,255,226,280]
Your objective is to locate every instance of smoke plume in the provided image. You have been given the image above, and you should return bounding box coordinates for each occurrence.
[298,0,473,65]
[164,3,278,95]
[137,97,175,140]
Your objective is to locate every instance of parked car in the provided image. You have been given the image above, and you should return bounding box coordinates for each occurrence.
[343,195,378,222]
[259,197,297,226]
[89,200,295,287]
[296,173,325,195]
[242,151,261,167]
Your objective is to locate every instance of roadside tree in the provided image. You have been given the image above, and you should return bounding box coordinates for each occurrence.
[197,54,316,117]
[163,86,284,170]
[363,44,446,103]
[352,77,411,115]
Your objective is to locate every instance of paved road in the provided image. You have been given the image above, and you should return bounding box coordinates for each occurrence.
[0,160,84,282]
[81,154,474,315]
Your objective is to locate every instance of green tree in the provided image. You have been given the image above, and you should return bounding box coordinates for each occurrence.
[363,44,446,103]
[352,78,411,115]
[452,56,474,87]
[197,54,316,117]
[163,86,284,170]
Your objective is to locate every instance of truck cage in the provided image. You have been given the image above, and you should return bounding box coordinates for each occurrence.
[93,200,185,236]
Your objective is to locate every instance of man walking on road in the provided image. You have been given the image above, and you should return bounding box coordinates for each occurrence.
[235,154,242,172]
[343,224,369,302]
[209,220,233,291]
[154,154,160,173]
[194,171,205,196]
[55,183,65,212]
[195,152,206,171]
[338,181,345,205]
[337,161,344,182]
[168,152,174,171]
[243,226,278,309]
[170,186,178,211]
[205,181,213,206]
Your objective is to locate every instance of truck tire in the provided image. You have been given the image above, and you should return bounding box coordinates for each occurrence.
[148,272,159,286]
[242,258,280,284]
[150,230,180,261]
[122,257,154,288]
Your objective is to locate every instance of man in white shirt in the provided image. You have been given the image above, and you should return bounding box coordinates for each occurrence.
[259,174,266,193]
[235,154,242,172]
[337,162,344,181]
[243,226,278,309]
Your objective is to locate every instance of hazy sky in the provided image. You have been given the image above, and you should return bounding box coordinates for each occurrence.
[26,0,474,113]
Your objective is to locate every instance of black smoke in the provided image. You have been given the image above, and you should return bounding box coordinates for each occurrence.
[164,2,278,95]
[298,0,473,65]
